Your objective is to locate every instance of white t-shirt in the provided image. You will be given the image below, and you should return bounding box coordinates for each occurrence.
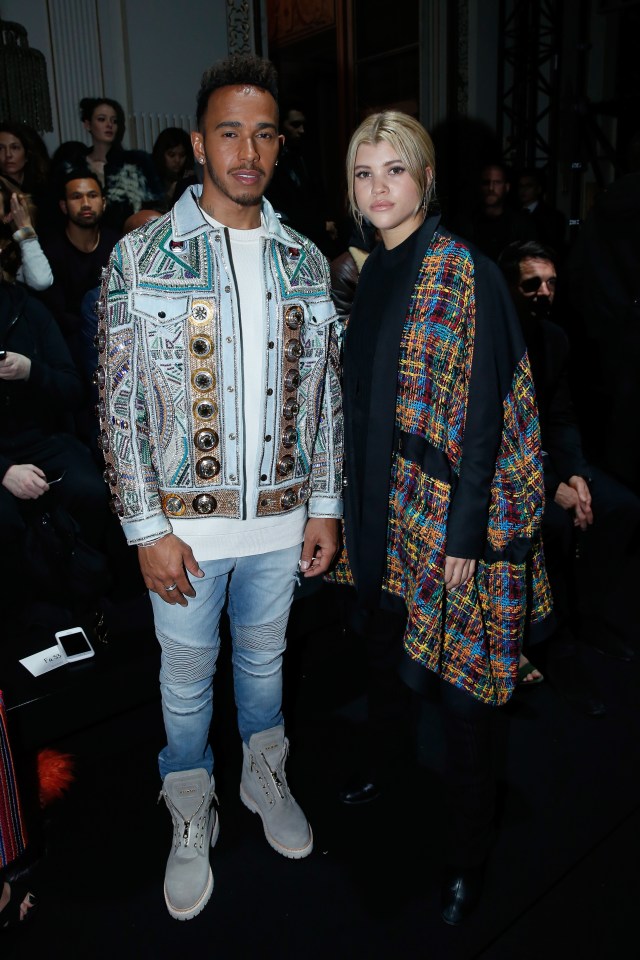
[170,210,306,561]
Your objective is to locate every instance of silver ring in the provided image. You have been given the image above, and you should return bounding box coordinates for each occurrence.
[165,583,178,592]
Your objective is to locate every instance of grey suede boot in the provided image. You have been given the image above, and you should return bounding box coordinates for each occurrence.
[240,725,313,859]
[161,767,219,920]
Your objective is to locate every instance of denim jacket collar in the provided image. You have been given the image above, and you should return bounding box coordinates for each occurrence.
[171,184,301,249]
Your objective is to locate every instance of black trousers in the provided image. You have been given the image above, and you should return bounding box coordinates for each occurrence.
[354,604,496,869]
[0,432,108,619]
[437,677,496,868]
[0,433,107,546]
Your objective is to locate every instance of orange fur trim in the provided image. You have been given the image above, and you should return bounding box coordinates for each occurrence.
[37,749,75,807]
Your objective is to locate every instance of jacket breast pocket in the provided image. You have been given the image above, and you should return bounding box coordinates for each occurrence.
[132,293,192,360]
[131,292,191,323]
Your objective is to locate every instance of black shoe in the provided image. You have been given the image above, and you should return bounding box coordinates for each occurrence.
[441,864,485,925]
[338,779,382,805]
[548,656,606,718]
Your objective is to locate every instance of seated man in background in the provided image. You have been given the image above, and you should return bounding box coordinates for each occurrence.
[499,240,639,716]
[38,170,120,369]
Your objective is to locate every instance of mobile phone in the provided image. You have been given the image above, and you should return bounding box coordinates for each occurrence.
[55,627,95,662]
[46,470,66,485]
[0,351,6,361]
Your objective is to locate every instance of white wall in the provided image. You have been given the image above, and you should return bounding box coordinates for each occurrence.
[0,0,231,152]
[120,0,230,146]
[122,0,229,118]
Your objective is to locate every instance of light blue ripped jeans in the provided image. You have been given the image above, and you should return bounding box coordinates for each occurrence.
[150,544,301,780]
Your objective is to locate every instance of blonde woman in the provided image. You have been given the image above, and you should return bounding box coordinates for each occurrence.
[337,111,551,923]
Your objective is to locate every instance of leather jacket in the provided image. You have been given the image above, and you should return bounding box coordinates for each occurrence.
[97,186,343,546]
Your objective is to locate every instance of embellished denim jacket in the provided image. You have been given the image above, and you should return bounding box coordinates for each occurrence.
[97,186,343,546]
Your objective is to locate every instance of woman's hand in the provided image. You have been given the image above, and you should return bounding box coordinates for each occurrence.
[444,555,476,590]
[9,192,34,231]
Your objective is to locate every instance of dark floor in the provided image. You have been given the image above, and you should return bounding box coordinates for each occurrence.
[2,582,639,960]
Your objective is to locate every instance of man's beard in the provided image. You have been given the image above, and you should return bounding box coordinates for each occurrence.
[69,213,100,228]
[206,160,267,207]
[517,295,552,323]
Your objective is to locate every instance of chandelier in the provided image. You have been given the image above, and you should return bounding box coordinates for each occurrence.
[0,19,53,132]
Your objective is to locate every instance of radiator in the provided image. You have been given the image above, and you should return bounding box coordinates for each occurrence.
[127,113,195,153]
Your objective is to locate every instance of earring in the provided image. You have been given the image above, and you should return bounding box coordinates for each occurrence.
[275,160,279,166]
[198,157,205,165]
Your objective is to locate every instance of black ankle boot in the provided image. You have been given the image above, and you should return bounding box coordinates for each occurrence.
[338,778,382,805]
[440,863,485,925]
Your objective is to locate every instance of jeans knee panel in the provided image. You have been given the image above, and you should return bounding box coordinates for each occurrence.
[233,612,288,652]
[158,631,219,685]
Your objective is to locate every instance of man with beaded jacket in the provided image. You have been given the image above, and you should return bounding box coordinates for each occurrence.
[96,55,343,921]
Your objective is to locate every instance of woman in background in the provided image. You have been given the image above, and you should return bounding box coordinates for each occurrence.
[0,123,52,230]
[152,127,194,208]
[0,124,49,201]
[338,111,551,924]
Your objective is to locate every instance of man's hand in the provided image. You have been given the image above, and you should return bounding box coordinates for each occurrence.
[444,555,477,591]
[2,464,48,499]
[138,533,204,606]
[299,517,339,577]
[554,476,593,530]
[0,352,31,381]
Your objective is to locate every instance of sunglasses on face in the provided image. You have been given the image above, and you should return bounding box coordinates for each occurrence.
[287,120,305,129]
[519,275,557,294]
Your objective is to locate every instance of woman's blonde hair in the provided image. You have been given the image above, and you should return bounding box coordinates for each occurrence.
[346,111,436,226]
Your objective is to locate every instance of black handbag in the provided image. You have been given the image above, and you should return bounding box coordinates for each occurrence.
[24,503,112,601]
